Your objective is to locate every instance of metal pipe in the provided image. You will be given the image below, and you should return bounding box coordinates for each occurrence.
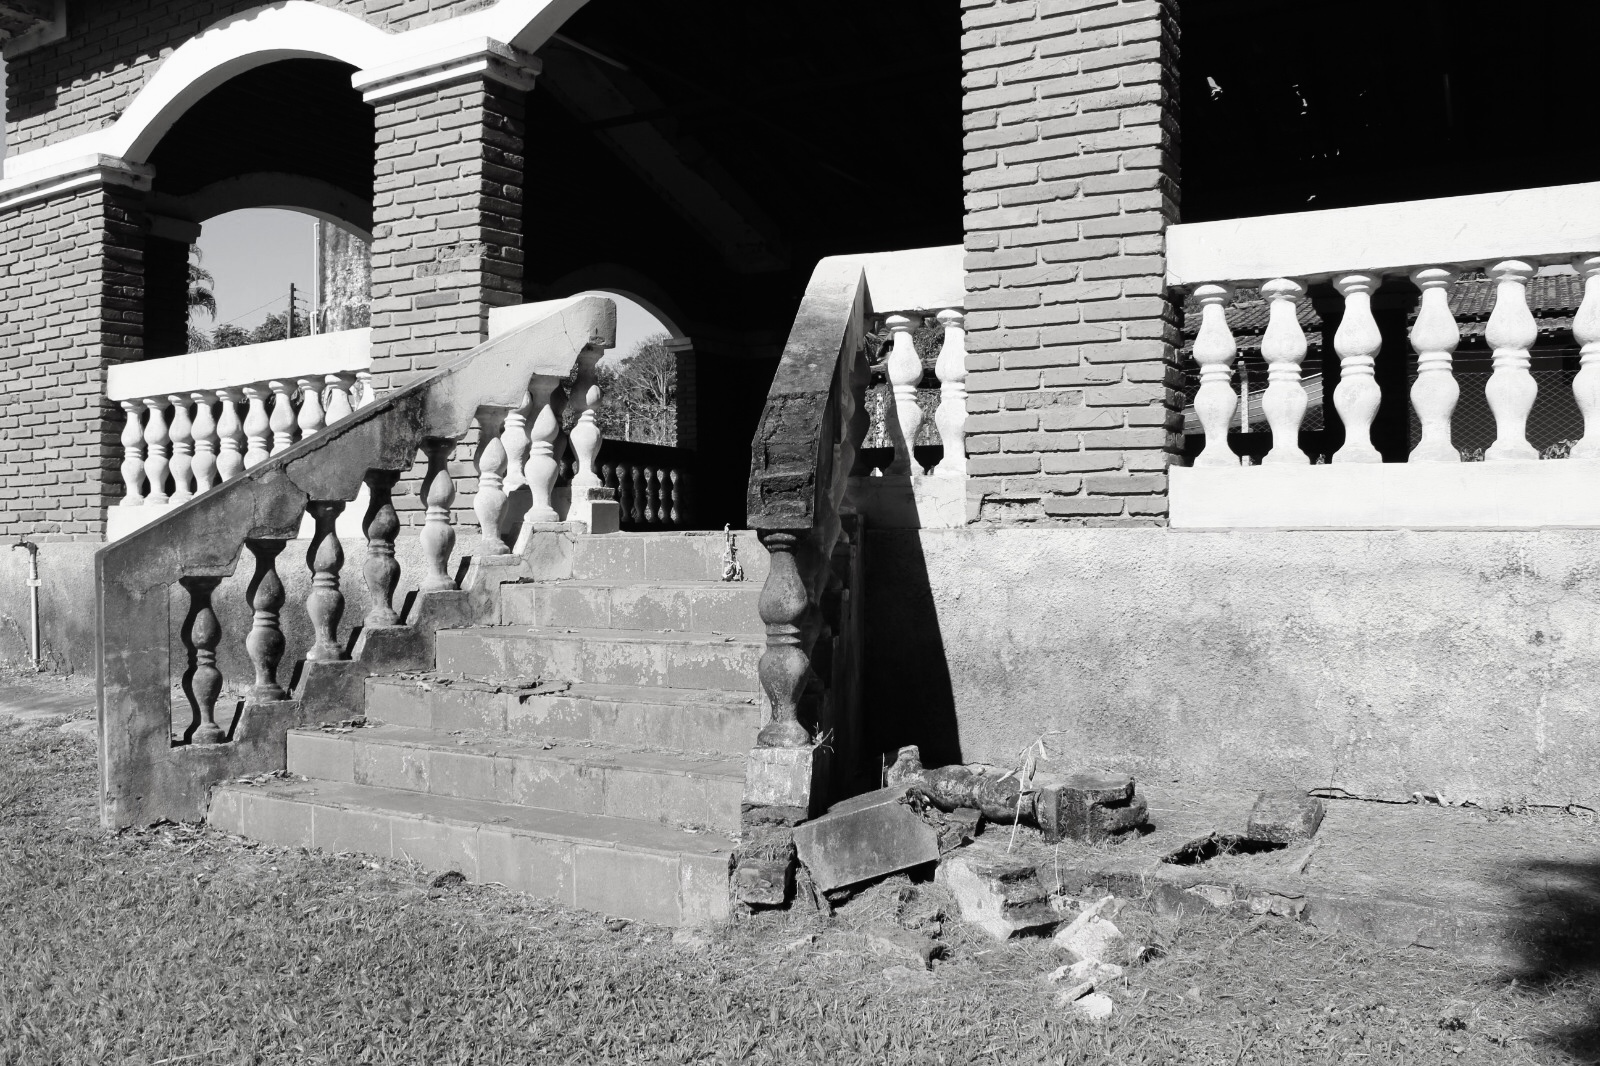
[11,538,39,670]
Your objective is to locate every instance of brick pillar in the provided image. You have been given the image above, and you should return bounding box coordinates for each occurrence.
[357,43,537,392]
[0,162,149,540]
[960,0,1182,526]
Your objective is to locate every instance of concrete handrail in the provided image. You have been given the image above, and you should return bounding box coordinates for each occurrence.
[95,295,616,828]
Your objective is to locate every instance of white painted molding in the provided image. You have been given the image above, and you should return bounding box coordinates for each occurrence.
[1171,462,1600,529]
[0,0,583,196]
[1167,182,1600,287]
[106,330,372,403]
[148,173,375,240]
[0,155,152,214]
[857,245,966,314]
[353,37,540,103]
[487,295,600,339]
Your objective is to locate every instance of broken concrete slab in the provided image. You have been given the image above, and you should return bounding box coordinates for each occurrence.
[792,784,941,893]
[1247,790,1326,843]
[1036,772,1149,844]
[1054,899,1124,962]
[938,853,1058,940]
[935,806,981,853]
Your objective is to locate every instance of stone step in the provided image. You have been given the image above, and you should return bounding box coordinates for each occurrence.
[435,627,764,693]
[499,580,763,634]
[572,531,769,585]
[208,778,731,927]
[287,725,744,833]
[366,676,762,756]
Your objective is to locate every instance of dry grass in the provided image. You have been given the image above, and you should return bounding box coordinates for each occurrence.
[1,708,1598,1064]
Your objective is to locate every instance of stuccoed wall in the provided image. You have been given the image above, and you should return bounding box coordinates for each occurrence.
[865,527,1600,810]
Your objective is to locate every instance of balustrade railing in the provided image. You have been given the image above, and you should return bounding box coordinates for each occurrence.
[595,441,692,530]
[107,330,373,538]
[96,297,615,827]
[1166,181,1600,528]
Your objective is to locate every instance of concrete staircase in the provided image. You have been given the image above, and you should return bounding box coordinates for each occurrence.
[209,531,768,926]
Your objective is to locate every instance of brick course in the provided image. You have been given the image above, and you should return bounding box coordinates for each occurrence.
[0,183,145,540]
[961,0,1182,527]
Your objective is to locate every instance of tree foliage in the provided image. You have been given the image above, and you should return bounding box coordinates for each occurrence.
[594,332,677,445]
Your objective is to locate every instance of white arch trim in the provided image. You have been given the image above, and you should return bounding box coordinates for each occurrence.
[1,0,594,188]
[150,173,376,243]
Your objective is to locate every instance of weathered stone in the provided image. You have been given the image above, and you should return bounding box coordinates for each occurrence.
[732,859,793,906]
[922,764,1034,822]
[1036,772,1148,844]
[792,784,941,892]
[884,745,924,787]
[743,744,828,822]
[1148,883,1214,920]
[863,924,940,970]
[934,806,982,853]
[1075,992,1115,1021]
[938,853,1057,940]
[1054,898,1124,962]
[1247,791,1327,844]
[1053,981,1095,1005]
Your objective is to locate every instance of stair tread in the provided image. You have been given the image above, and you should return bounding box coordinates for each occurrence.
[293,725,745,778]
[215,778,734,857]
[455,625,765,645]
[515,579,761,590]
[368,675,761,708]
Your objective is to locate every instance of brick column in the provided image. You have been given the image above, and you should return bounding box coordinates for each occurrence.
[960,0,1182,526]
[356,43,538,392]
[0,161,150,539]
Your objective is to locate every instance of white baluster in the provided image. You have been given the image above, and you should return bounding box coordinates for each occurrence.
[190,390,219,493]
[1259,278,1309,465]
[119,400,145,506]
[268,379,298,455]
[885,314,924,476]
[1572,255,1600,459]
[502,391,532,493]
[324,373,355,425]
[475,410,510,555]
[1408,267,1462,463]
[933,308,968,477]
[1191,283,1239,467]
[1331,273,1383,464]
[142,398,171,505]
[216,388,246,480]
[570,385,603,490]
[167,394,194,505]
[420,438,459,592]
[296,376,327,440]
[242,385,272,470]
[525,395,562,522]
[1485,260,1539,461]
[355,368,376,409]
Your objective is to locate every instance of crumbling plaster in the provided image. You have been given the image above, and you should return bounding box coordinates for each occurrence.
[866,527,1600,811]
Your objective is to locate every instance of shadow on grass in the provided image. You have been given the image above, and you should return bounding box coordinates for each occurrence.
[1506,856,1600,1059]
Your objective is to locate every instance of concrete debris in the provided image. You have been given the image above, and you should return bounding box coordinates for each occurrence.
[1054,898,1124,962]
[1149,883,1216,919]
[863,924,942,970]
[1188,884,1235,908]
[732,828,796,907]
[1248,892,1308,920]
[935,807,982,853]
[1075,992,1115,1020]
[1247,791,1327,843]
[1053,981,1096,1005]
[884,745,924,787]
[938,853,1058,940]
[922,763,1034,823]
[1048,958,1124,986]
[792,784,942,893]
[1036,771,1149,844]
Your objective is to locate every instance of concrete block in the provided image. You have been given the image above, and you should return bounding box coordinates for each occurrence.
[1246,791,1326,844]
[1035,771,1148,844]
[937,853,1057,940]
[792,785,942,893]
[742,745,826,815]
[568,487,620,534]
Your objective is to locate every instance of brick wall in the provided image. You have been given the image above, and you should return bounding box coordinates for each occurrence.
[4,0,487,157]
[960,0,1183,526]
[0,184,144,540]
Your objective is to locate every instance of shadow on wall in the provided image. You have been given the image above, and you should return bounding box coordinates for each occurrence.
[1506,855,1600,1058]
[862,528,961,776]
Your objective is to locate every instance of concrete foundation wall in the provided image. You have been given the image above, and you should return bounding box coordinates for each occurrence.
[865,527,1600,810]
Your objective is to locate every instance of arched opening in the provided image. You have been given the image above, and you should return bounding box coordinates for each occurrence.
[141,57,373,358]
[522,0,964,524]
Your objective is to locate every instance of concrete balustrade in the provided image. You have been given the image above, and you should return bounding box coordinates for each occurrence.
[107,330,372,538]
[1166,183,1600,529]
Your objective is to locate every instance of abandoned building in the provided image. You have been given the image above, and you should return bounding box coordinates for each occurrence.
[3,0,1600,924]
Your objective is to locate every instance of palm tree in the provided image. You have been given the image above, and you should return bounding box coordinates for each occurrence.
[188,247,217,321]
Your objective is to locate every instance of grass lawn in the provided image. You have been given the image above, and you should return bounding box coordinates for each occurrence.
[2,695,1599,1064]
